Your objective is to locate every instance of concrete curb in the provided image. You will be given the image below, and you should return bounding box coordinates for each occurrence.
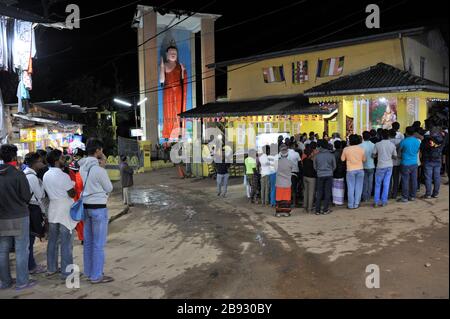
[109,206,130,224]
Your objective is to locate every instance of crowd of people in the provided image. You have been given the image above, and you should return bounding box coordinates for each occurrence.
[216,120,448,217]
[0,138,116,291]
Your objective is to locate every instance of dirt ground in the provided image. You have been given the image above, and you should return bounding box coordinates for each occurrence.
[0,167,448,299]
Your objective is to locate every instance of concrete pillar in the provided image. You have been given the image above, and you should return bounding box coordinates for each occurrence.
[137,20,146,138]
[201,18,216,104]
[142,11,159,148]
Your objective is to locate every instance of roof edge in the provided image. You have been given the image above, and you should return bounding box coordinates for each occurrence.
[304,85,449,97]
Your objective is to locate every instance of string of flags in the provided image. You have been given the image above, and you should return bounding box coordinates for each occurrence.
[184,114,325,122]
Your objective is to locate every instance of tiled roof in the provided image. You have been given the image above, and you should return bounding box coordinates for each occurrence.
[6,100,87,114]
[179,94,336,118]
[304,63,449,96]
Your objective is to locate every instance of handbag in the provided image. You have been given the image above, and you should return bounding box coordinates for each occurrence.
[29,203,46,238]
[25,172,49,215]
[70,167,93,221]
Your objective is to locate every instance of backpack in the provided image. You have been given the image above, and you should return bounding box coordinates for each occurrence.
[70,167,93,221]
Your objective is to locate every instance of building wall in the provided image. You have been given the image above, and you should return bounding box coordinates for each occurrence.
[226,39,404,101]
[403,37,449,85]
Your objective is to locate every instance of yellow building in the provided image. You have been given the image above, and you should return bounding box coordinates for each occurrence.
[183,27,448,138]
[179,27,449,176]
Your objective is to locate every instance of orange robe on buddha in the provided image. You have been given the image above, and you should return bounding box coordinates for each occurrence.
[162,63,188,139]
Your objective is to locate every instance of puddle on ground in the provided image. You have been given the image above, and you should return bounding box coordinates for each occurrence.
[129,187,174,210]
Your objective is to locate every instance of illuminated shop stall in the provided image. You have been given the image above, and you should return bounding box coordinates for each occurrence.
[304,63,449,136]
[11,114,83,157]
[4,100,86,157]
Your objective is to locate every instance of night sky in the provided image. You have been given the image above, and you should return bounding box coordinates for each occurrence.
[2,0,449,107]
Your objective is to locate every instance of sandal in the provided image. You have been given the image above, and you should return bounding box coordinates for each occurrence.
[30,265,47,275]
[90,275,114,284]
[45,271,58,278]
[16,280,37,291]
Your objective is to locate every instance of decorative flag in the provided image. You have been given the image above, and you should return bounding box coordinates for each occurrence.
[292,60,309,84]
[262,66,285,83]
[316,56,345,77]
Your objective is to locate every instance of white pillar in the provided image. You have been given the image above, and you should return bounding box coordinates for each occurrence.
[353,97,357,134]
[366,99,369,131]
[360,99,363,134]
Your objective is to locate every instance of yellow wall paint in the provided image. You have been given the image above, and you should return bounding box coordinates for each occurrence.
[328,120,338,135]
[418,97,428,123]
[300,120,325,136]
[227,39,403,100]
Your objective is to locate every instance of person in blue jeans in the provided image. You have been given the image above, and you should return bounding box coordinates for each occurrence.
[373,130,397,207]
[420,127,444,199]
[43,150,78,279]
[398,127,421,203]
[268,143,278,207]
[79,139,114,284]
[0,144,35,290]
[341,135,366,209]
[360,131,376,202]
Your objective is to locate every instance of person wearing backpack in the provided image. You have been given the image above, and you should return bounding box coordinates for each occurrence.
[420,126,444,199]
[79,139,114,284]
[23,153,47,275]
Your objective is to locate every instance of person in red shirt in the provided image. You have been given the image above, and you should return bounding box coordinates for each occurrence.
[69,151,85,242]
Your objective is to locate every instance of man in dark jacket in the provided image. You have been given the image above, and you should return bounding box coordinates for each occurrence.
[119,155,134,206]
[313,140,337,215]
[215,151,231,198]
[420,127,444,198]
[0,144,35,290]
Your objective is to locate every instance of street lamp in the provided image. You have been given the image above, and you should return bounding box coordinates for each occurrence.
[137,97,147,106]
[114,97,148,141]
[113,98,132,107]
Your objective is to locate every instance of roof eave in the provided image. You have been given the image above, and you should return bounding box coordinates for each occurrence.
[304,85,449,97]
[179,107,336,118]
